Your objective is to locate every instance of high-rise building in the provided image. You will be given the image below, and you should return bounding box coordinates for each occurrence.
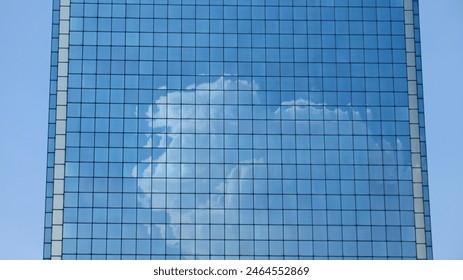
[44,0,432,260]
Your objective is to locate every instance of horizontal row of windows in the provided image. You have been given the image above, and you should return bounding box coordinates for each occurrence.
[63,167,413,181]
[67,48,407,64]
[66,78,408,93]
[51,149,415,167]
[63,124,411,138]
[59,97,408,109]
[59,256,417,260]
[63,149,411,164]
[60,96,408,110]
[60,177,415,193]
[42,192,418,210]
[67,67,408,82]
[43,177,414,199]
[63,161,412,173]
[69,20,406,37]
[68,35,407,52]
[67,45,408,57]
[67,104,410,119]
[69,79,408,93]
[65,87,409,99]
[64,147,411,159]
[61,226,415,241]
[64,151,412,161]
[59,230,415,243]
[62,118,410,129]
[67,75,407,87]
[60,210,414,225]
[60,241,417,251]
[63,135,411,150]
[70,0,403,9]
[58,244,416,260]
[62,194,414,209]
[63,143,412,155]
[60,131,411,146]
[61,199,414,210]
[66,161,411,176]
[64,159,413,175]
[73,96,407,109]
[70,4,405,22]
[61,178,413,192]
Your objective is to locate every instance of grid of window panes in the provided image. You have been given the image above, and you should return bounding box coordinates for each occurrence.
[56,0,420,259]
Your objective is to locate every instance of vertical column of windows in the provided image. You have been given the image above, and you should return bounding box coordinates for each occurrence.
[404,0,426,260]
[327,2,343,260]
[50,0,71,260]
[44,0,62,260]
[96,3,112,258]
[412,0,432,260]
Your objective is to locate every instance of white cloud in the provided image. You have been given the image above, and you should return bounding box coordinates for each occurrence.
[131,75,406,254]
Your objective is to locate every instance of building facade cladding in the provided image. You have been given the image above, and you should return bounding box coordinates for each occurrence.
[44,0,432,260]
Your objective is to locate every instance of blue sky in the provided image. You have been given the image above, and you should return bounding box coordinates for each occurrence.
[0,1,462,260]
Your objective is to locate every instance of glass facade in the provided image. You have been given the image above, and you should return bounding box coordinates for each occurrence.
[44,0,432,260]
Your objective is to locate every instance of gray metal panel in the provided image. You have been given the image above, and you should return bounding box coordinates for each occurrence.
[50,0,71,260]
[404,0,427,260]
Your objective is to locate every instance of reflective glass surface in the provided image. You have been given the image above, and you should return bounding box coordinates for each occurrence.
[44,0,431,260]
